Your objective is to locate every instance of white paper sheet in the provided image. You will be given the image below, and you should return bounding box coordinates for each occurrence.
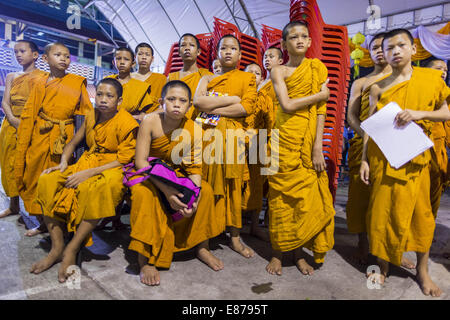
[360,102,434,169]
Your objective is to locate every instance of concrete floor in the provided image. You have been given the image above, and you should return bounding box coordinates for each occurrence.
[0,177,449,300]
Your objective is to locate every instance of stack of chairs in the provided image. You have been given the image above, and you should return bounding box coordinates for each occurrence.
[290,0,351,200]
[210,17,263,70]
[163,33,213,76]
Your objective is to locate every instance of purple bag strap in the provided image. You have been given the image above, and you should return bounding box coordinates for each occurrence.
[122,157,159,187]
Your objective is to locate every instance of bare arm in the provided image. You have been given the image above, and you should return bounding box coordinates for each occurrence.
[395,99,450,126]
[135,114,189,212]
[210,103,247,117]
[193,76,240,112]
[346,78,365,137]
[360,85,380,185]
[1,73,20,129]
[271,66,329,114]
[312,114,327,172]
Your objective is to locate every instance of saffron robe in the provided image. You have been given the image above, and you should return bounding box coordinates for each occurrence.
[36,108,138,245]
[0,69,47,197]
[106,75,161,115]
[202,69,257,228]
[128,119,225,268]
[346,74,389,233]
[430,121,448,216]
[366,67,450,266]
[168,68,212,120]
[268,58,335,263]
[241,87,274,213]
[15,73,93,215]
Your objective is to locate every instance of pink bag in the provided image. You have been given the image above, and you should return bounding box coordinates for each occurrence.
[123,157,201,221]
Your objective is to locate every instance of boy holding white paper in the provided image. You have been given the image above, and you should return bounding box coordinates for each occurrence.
[360,29,450,297]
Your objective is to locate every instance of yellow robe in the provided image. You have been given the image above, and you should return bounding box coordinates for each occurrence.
[268,58,335,263]
[430,121,448,217]
[242,88,274,213]
[36,108,138,245]
[15,73,93,215]
[367,67,450,266]
[346,74,389,234]
[106,75,161,115]
[0,69,47,197]
[168,68,212,120]
[202,69,257,228]
[128,119,225,268]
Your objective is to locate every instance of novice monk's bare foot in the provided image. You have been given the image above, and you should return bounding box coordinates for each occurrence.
[58,248,78,283]
[250,226,270,242]
[294,249,314,276]
[0,208,18,218]
[140,264,160,286]
[266,256,282,276]
[25,228,43,237]
[30,248,63,274]
[401,256,416,269]
[230,237,254,258]
[416,270,442,297]
[197,247,224,271]
[296,258,315,276]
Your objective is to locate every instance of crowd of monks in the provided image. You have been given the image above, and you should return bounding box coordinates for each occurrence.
[0,20,449,297]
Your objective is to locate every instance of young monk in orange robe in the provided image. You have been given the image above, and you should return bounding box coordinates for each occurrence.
[194,34,257,259]
[131,43,167,109]
[241,63,273,242]
[31,78,138,283]
[360,29,450,297]
[244,47,284,234]
[0,40,46,224]
[346,33,392,264]
[168,33,212,121]
[129,80,224,286]
[14,42,93,219]
[425,59,449,217]
[107,47,161,121]
[266,21,334,276]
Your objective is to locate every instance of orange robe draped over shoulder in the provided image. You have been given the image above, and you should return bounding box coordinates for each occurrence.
[268,58,335,263]
[168,68,212,120]
[0,69,46,197]
[36,108,138,245]
[367,67,450,266]
[15,73,93,215]
[346,74,389,233]
[107,75,162,115]
[129,119,224,268]
[203,69,257,229]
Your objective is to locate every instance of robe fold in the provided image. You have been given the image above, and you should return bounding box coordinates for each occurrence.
[128,119,225,268]
[202,69,257,228]
[346,74,389,234]
[0,69,47,197]
[367,67,450,266]
[36,108,138,245]
[15,73,93,215]
[241,87,274,213]
[107,75,163,115]
[268,58,335,263]
[168,68,212,120]
[430,121,448,217]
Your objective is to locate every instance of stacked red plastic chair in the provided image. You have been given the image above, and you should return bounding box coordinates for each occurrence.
[163,33,213,76]
[210,17,264,70]
[290,0,351,201]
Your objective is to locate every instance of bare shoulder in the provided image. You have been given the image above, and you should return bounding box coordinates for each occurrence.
[270,65,287,81]
[6,71,22,82]
[350,77,366,93]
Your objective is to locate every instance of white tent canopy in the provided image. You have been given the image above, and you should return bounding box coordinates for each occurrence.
[93,0,450,71]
